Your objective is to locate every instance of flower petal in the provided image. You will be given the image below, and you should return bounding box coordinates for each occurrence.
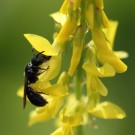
[85,3,94,29]
[73,0,81,10]
[50,12,66,26]
[89,101,126,119]
[115,51,129,59]
[42,84,68,97]
[60,108,83,126]
[28,97,64,126]
[51,125,73,135]
[60,0,69,14]
[85,74,108,96]
[68,26,84,76]
[55,10,78,42]
[28,110,51,126]
[82,46,99,76]
[87,92,100,110]
[83,62,99,76]
[57,71,69,86]
[24,34,57,56]
[98,63,115,77]
[91,76,108,96]
[95,0,104,9]
[30,81,51,91]
[92,28,127,73]
[36,97,64,118]
[17,86,24,97]
[39,54,62,82]
[103,21,118,49]
[30,83,68,97]
[101,10,110,28]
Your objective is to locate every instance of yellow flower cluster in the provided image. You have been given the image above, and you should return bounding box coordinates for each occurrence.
[17,0,128,135]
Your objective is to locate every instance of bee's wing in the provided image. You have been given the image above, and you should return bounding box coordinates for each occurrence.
[23,77,28,109]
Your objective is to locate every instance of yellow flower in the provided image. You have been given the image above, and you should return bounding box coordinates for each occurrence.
[90,19,127,73]
[24,34,62,81]
[60,0,69,14]
[87,91,100,111]
[51,125,73,135]
[95,0,104,10]
[101,10,110,28]
[51,93,126,135]
[68,26,84,76]
[51,95,84,135]
[17,79,68,126]
[17,38,69,125]
[88,101,126,119]
[85,3,94,30]
[83,93,126,121]
[103,21,128,59]
[82,44,115,96]
[50,12,66,26]
[28,96,64,126]
[60,95,84,126]
[60,108,83,127]
[60,0,81,14]
[24,34,57,56]
[83,42,115,77]
[92,27,127,73]
[27,72,69,126]
[56,3,78,43]
[18,0,128,134]
[73,0,81,11]
[85,0,127,73]
[86,0,110,30]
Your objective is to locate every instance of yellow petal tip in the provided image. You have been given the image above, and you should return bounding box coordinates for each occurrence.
[24,34,58,56]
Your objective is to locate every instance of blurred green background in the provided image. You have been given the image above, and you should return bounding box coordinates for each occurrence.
[0,0,134,135]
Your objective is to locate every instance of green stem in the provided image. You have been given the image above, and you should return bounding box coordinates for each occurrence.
[75,1,86,135]
[75,44,84,135]
[75,125,83,135]
[75,0,86,99]
[75,66,82,100]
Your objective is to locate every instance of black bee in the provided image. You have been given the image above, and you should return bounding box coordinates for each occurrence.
[23,51,51,108]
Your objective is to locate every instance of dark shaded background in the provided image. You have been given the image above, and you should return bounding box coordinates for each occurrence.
[0,0,134,135]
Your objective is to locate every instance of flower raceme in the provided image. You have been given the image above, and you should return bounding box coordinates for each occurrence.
[17,0,128,135]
